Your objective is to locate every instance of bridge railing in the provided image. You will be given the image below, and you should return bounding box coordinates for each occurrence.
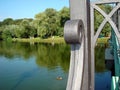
[64,0,120,90]
[111,30,120,90]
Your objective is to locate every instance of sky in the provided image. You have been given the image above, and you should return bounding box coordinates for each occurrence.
[0,0,96,21]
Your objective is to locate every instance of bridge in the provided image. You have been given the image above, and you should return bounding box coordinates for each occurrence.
[111,30,120,90]
[64,0,120,90]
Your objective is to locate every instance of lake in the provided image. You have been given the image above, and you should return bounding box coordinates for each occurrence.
[0,41,111,90]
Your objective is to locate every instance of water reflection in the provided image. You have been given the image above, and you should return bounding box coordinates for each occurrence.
[0,41,70,72]
[0,42,70,90]
[95,43,107,72]
[0,41,109,72]
[0,41,111,90]
[95,71,111,90]
[95,43,111,90]
[11,68,39,90]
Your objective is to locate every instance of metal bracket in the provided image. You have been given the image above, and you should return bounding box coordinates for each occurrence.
[64,19,84,44]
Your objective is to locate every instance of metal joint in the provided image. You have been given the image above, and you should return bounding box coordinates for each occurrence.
[64,19,84,44]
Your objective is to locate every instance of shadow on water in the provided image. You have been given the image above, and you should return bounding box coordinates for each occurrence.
[11,68,40,90]
[95,43,112,90]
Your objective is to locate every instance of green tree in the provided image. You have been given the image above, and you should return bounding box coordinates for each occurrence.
[1,25,25,40]
[58,7,70,36]
[0,26,3,40]
[20,19,37,38]
[13,19,23,25]
[94,5,112,37]
[12,25,25,38]
[2,27,12,41]
[2,18,14,25]
[59,7,70,27]
[35,13,47,37]
[29,21,37,37]
[35,8,58,38]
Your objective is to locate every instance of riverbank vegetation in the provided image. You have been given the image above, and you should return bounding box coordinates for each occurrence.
[0,7,69,41]
[13,36,65,44]
[12,36,109,44]
[97,37,109,44]
[0,5,112,43]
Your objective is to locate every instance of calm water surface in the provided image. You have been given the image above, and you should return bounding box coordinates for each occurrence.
[0,42,111,90]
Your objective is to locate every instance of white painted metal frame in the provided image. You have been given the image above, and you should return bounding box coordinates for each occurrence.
[65,0,120,90]
[93,0,120,4]
[65,0,91,90]
[90,1,120,90]
[91,0,120,47]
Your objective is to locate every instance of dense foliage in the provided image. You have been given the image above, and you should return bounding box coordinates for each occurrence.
[0,5,112,41]
[94,4,112,37]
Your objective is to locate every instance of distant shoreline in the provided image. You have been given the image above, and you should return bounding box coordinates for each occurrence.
[12,36,65,44]
[12,37,109,44]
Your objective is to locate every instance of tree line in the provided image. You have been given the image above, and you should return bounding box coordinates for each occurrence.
[0,5,112,41]
[0,7,70,41]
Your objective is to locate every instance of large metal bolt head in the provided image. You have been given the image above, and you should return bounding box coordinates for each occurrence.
[64,19,84,44]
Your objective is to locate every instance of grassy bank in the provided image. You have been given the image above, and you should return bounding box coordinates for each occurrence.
[12,36,65,44]
[97,37,109,44]
[12,36,109,44]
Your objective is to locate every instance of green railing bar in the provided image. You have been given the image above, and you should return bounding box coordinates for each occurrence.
[111,76,119,90]
[111,30,120,90]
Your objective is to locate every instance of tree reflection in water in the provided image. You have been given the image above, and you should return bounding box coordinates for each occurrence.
[0,41,111,90]
[0,41,110,73]
[0,41,70,72]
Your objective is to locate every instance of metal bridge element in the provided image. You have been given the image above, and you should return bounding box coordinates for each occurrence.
[64,0,120,90]
[111,31,120,90]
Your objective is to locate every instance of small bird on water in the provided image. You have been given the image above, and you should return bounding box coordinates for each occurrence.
[56,76,62,80]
